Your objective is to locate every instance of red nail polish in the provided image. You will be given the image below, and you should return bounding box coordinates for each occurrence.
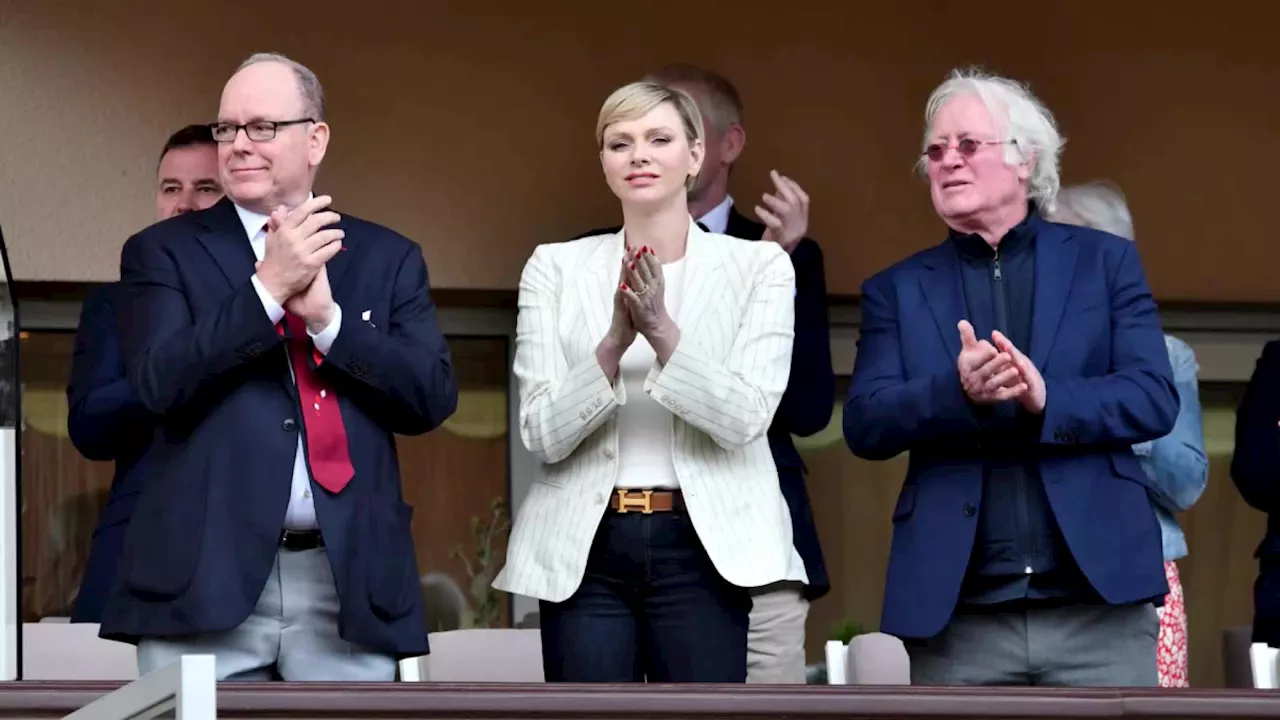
[648,247,655,255]
[621,282,628,290]
[630,262,635,269]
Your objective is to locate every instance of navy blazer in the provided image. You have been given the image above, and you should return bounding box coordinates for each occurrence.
[66,283,157,622]
[101,197,458,658]
[575,207,835,597]
[844,218,1178,640]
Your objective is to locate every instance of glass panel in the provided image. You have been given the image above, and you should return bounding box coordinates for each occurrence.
[16,329,513,646]
[396,336,512,631]
[0,222,18,680]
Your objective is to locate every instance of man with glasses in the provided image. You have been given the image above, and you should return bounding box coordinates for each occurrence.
[843,68,1177,686]
[100,52,459,681]
[67,124,222,623]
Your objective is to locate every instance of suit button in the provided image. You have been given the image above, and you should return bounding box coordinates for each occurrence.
[283,418,297,432]
[963,502,976,517]
[603,448,615,460]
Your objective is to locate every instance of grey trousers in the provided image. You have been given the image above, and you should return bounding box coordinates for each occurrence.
[137,548,396,681]
[746,581,810,684]
[906,602,1160,687]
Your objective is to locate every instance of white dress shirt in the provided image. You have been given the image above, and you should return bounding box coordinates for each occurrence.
[697,194,734,235]
[233,199,343,531]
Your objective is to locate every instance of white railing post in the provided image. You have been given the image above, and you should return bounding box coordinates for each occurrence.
[64,654,217,719]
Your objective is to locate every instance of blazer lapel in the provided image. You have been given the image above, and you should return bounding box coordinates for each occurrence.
[919,242,965,360]
[1029,223,1079,370]
[574,232,625,346]
[196,198,257,289]
[323,212,354,291]
[675,219,728,338]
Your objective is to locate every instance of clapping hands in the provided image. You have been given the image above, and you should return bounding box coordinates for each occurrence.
[956,320,1046,414]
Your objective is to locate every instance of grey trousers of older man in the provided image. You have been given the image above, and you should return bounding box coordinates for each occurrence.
[136,548,396,681]
[747,581,810,684]
[905,602,1160,687]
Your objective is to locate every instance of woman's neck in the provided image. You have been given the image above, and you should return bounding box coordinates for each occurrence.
[621,202,690,263]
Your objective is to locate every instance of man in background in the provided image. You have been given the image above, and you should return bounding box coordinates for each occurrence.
[578,63,835,683]
[67,124,221,622]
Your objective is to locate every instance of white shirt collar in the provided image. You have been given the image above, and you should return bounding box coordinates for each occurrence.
[232,192,316,241]
[696,194,734,235]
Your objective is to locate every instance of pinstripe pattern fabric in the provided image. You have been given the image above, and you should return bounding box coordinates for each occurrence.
[493,219,807,603]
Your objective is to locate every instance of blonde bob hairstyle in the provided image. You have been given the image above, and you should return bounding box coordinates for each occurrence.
[596,81,704,192]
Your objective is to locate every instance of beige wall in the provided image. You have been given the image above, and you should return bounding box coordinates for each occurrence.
[1,1,1277,300]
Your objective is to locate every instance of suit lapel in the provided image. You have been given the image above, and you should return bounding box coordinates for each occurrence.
[1029,223,1078,369]
[574,233,624,347]
[196,198,257,288]
[324,213,355,291]
[675,220,728,338]
[725,207,765,241]
[919,242,965,360]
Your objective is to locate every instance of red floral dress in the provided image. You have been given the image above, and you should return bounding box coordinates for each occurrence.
[1156,560,1188,687]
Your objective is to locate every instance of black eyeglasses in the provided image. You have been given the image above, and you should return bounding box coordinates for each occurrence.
[922,138,1014,162]
[209,118,315,143]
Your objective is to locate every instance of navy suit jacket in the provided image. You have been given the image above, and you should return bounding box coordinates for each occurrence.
[576,207,835,597]
[66,283,157,622]
[101,197,458,657]
[1230,340,1280,642]
[844,218,1178,640]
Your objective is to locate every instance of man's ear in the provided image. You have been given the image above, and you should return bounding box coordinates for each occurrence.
[721,123,746,166]
[308,121,331,168]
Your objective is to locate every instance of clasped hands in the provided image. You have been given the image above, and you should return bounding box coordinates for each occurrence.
[956,320,1046,414]
[603,245,679,353]
[253,194,345,333]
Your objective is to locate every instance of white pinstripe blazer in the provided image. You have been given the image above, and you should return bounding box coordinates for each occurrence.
[493,219,808,603]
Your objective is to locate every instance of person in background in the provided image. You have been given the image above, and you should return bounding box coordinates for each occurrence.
[495,81,802,682]
[1231,317,1280,653]
[576,63,832,683]
[154,124,222,220]
[66,124,222,623]
[1051,180,1208,687]
[844,67,1178,686]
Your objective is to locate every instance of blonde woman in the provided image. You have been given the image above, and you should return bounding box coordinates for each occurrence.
[1051,181,1208,687]
[493,82,803,682]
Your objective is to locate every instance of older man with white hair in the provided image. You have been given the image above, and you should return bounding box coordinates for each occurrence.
[843,68,1179,686]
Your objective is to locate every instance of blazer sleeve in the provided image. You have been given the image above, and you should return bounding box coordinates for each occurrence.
[776,238,835,437]
[843,272,986,461]
[642,244,795,450]
[118,232,286,419]
[1038,242,1179,446]
[1131,337,1208,513]
[65,289,155,461]
[1232,340,1280,513]
[318,242,459,436]
[513,245,626,464]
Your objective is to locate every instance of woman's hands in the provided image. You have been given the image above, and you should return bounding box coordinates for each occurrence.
[596,255,638,380]
[620,245,681,364]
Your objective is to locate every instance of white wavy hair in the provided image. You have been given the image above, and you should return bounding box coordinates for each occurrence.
[917,68,1065,214]
[1050,180,1135,241]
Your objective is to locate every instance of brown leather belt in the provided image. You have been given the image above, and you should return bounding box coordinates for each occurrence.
[608,489,682,514]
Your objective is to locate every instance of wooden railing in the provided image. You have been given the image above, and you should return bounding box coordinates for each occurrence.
[2,684,1280,720]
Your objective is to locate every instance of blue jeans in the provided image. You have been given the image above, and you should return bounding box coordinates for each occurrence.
[539,507,750,682]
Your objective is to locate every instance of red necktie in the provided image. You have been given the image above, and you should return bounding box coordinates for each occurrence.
[279,312,354,494]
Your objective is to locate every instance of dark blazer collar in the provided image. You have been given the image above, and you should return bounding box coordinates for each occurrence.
[947,203,1040,259]
[193,195,354,291]
[920,210,1078,369]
